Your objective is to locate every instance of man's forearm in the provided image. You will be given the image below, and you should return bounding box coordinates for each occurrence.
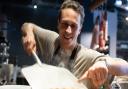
[107,58,128,76]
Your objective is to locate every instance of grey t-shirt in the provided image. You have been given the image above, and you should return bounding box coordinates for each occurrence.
[34,27,112,89]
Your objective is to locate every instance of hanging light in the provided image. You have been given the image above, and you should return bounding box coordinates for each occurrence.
[115,0,122,6]
[125,16,128,21]
[33,4,37,9]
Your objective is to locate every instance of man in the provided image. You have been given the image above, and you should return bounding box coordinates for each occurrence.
[21,0,128,89]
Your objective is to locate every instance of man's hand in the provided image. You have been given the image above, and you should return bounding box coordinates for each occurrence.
[78,60,108,88]
[22,23,36,55]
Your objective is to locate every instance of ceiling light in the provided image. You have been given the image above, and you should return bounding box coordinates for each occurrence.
[33,5,37,9]
[125,16,128,21]
[124,5,128,10]
[115,0,122,6]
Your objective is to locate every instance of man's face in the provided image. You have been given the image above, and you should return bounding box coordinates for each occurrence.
[58,8,82,48]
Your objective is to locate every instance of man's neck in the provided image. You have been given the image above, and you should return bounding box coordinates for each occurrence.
[60,43,77,53]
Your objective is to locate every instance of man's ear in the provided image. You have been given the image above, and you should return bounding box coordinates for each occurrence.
[57,20,60,31]
[58,19,59,23]
[78,29,81,35]
[78,26,82,35]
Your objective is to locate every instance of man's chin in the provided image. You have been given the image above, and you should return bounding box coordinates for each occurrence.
[64,39,72,43]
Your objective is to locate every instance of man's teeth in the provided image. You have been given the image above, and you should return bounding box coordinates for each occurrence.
[64,36,71,39]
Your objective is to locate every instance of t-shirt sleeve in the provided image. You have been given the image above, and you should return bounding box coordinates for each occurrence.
[33,26,59,63]
[73,45,115,88]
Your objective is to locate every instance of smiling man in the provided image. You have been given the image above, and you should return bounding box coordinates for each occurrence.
[21,0,128,89]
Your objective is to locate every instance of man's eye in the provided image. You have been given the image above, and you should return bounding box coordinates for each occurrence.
[71,24,76,29]
[60,22,77,29]
[61,23,68,28]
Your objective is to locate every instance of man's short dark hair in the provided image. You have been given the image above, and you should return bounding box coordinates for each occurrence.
[58,0,85,26]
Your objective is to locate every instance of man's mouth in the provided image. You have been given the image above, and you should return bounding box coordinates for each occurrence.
[64,35,72,40]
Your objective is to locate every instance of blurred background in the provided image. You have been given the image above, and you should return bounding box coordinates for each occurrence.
[0,0,128,85]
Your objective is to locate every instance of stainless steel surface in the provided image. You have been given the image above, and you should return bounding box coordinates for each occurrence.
[22,64,88,89]
[22,52,88,89]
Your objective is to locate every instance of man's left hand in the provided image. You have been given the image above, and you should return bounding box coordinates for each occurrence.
[78,60,108,88]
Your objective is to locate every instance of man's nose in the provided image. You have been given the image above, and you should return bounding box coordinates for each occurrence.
[65,26,72,33]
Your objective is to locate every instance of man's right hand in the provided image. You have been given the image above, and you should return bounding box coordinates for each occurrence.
[21,23,36,55]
